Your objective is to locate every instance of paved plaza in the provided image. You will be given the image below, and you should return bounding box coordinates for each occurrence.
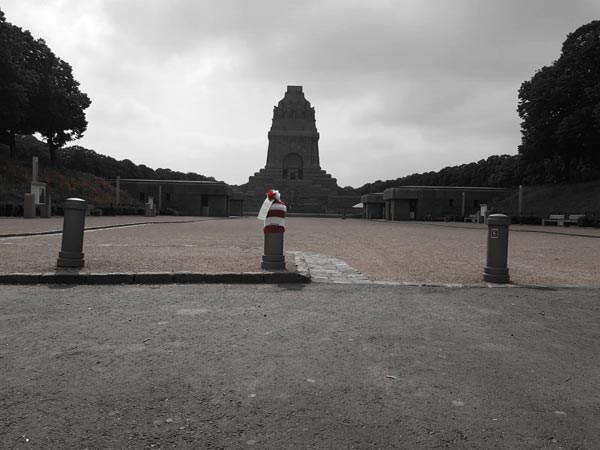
[0,216,599,286]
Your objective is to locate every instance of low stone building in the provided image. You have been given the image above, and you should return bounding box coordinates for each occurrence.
[117,179,243,217]
[361,193,385,219]
[227,191,245,216]
[381,186,513,221]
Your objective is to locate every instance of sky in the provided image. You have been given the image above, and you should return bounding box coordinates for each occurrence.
[3,1,600,187]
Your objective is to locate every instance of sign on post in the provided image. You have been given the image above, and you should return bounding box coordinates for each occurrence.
[31,181,47,205]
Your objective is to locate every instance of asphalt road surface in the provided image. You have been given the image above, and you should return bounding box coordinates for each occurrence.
[1,284,599,449]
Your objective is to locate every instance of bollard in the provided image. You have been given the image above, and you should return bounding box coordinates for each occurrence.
[57,198,87,268]
[260,189,286,270]
[24,193,35,218]
[483,213,510,283]
[262,232,285,270]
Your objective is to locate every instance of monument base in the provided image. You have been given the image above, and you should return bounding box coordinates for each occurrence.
[40,200,51,218]
[24,193,35,219]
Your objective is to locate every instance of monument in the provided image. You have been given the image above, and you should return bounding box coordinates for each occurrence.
[240,86,358,214]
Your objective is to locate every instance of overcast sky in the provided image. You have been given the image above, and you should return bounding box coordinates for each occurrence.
[3,1,600,187]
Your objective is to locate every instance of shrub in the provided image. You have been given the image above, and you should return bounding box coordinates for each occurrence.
[161,208,180,216]
[516,215,542,225]
[577,214,598,227]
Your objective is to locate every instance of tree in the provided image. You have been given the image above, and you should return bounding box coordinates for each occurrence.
[0,8,91,165]
[518,20,600,181]
[29,47,91,166]
[0,10,41,159]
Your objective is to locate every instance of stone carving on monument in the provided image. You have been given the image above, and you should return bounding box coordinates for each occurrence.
[240,86,358,214]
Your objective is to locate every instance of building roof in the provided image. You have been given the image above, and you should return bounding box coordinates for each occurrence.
[386,186,511,191]
[116,179,226,185]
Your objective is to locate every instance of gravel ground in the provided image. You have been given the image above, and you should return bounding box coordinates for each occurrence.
[1,216,599,286]
[1,283,599,449]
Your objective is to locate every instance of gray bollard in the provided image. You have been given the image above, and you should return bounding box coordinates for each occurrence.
[261,232,285,270]
[57,198,87,268]
[483,214,510,283]
[24,193,35,218]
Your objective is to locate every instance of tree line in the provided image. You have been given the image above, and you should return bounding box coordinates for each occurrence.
[0,9,90,166]
[356,154,517,195]
[9,135,216,182]
[59,145,217,181]
[357,152,600,195]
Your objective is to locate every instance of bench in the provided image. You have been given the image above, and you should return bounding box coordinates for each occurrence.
[85,204,103,216]
[564,214,584,226]
[464,213,478,223]
[542,214,565,226]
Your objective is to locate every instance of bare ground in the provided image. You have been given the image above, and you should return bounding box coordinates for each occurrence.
[0,216,599,286]
[1,284,599,449]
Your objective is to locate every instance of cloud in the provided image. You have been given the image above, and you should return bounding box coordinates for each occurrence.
[2,0,600,186]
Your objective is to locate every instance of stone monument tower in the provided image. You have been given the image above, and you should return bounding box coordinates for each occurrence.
[241,86,357,213]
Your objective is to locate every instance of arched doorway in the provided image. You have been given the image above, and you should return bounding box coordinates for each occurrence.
[282,153,303,180]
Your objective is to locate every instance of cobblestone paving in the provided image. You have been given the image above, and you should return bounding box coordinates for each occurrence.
[291,251,374,284]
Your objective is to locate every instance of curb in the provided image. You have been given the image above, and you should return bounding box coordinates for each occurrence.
[0,271,311,285]
[0,272,594,289]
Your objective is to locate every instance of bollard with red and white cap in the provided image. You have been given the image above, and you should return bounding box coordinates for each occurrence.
[258,189,287,270]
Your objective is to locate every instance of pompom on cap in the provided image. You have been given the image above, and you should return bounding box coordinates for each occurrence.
[266,189,281,200]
